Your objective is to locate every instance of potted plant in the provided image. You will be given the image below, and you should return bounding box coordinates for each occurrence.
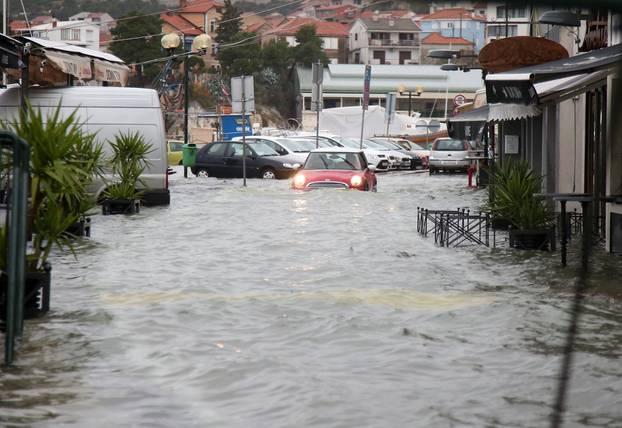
[486,160,554,250]
[102,132,152,215]
[2,102,104,316]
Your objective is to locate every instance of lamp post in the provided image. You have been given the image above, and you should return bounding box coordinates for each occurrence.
[397,84,424,117]
[161,32,212,177]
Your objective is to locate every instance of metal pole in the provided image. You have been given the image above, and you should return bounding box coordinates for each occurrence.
[183,45,190,178]
[315,89,320,149]
[360,108,365,149]
[242,76,247,187]
[408,91,412,117]
[444,61,450,120]
[2,0,8,86]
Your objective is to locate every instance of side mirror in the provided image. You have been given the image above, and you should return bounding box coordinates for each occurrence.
[368,164,377,171]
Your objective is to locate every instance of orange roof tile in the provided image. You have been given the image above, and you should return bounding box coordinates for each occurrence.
[161,13,203,36]
[274,18,348,37]
[420,8,486,21]
[180,0,224,14]
[422,32,473,45]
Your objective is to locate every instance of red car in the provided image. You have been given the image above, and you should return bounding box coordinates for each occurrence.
[292,148,377,191]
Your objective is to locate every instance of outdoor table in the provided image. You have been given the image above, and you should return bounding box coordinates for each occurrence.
[534,193,593,266]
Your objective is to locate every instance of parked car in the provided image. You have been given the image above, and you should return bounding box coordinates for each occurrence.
[368,138,421,169]
[191,141,301,179]
[168,140,208,166]
[292,148,377,191]
[232,136,312,164]
[428,138,471,174]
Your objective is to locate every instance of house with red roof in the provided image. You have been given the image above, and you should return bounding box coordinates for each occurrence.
[271,18,349,63]
[418,8,486,52]
[349,17,422,64]
[160,0,223,67]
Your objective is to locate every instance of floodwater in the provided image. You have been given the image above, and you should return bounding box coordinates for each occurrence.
[2,169,622,427]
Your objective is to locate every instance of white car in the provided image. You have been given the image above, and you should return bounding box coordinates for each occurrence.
[362,139,412,170]
[291,134,391,171]
[233,136,310,164]
[428,138,471,174]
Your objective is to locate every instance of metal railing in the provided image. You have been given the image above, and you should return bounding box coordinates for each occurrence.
[417,207,491,248]
[1,130,30,365]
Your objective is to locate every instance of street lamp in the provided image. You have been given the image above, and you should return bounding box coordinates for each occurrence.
[160,32,212,150]
[427,49,461,120]
[397,84,423,117]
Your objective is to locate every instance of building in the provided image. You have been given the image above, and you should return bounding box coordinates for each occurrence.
[349,17,422,65]
[420,33,475,65]
[296,63,484,121]
[429,1,487,16]
[418,8,486,52]
[160,0,223,67]
[15,20,101,51]
[69,12,116,34]
[272,18,349,64]
[459,9,622,253]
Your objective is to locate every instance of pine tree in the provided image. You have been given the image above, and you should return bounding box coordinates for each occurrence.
[215,0,241,45]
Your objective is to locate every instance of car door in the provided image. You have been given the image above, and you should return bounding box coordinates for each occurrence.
[224,142,259,178]
[201,142,228,177]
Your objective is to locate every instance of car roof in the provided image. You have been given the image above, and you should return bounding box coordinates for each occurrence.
[309,147,364,154]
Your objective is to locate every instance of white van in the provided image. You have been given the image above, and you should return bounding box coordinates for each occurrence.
[0,86,170,206]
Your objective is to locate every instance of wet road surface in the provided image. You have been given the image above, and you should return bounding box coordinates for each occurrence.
[2,169,621,427]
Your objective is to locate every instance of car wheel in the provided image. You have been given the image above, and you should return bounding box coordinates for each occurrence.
[195,167,208,177]
[261,167,276,179]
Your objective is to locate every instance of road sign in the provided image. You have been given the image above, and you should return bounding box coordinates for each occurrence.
[453,94,466,107]
[231,75,255,113]
[362,64,371,110]
[312,61,323,84]
[311,62,323,112]
[385,92,396,123]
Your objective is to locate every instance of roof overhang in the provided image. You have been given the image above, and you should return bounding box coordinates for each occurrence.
[0,34,23,69]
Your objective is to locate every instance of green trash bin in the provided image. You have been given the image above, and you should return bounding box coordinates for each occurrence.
[182,143,197,167]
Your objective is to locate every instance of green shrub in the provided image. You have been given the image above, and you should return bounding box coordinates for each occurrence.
[106,131,152,200]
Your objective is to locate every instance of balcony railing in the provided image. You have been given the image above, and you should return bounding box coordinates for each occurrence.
[369,38,419,47]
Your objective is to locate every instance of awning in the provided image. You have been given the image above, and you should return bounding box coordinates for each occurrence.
[447,105,489,140]
[45,50,93,80]
[93,59,130,86]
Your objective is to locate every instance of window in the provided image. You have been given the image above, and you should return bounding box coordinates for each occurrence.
[212,43,218,55]
[354,33,358,41]
[447,22,454,28]
[488,25,518,37]
[210,19,217,32]
[72,29,81,41]
[86,29,94,42]
[61,28,71,40]
[206,143,227,156]
[496,6,526,18]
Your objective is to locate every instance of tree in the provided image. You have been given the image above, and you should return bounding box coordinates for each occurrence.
[217,32,263,78]
[261,39,291,76]
[292,25,329,67]
[109,13,163,85]
[216,0,242,44]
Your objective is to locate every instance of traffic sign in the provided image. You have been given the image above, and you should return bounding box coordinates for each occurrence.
[453,94,466,107]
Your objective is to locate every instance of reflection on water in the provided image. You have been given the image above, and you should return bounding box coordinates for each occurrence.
[1,169,621,427]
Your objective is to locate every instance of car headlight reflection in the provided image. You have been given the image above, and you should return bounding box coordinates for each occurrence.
[294,174,306,188]
[350,175,363,187]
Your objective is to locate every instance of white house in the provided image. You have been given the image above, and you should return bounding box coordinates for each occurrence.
[349,17,422,65]
[22,20,101,51]
[69,12,115,34]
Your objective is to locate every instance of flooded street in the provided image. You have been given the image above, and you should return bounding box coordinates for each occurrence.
[2,169,622,427]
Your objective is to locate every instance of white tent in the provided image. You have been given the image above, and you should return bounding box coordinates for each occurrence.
[318,105,423,138]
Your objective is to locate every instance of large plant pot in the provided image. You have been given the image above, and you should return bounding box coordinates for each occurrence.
[0,265,51,325]
[509,229,550,250]
[491,216,513,230]
[102,198,140,215]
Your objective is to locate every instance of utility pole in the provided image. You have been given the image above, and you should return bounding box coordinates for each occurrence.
[360,64,371,148]
[2,0,8,87]
[312,60,323,149]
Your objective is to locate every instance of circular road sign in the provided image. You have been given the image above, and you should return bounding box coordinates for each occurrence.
[453,94,466,107]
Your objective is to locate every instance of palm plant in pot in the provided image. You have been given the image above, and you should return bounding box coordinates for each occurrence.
[2,102,104,316]
[487,160,555,250]
[102,131,152,215]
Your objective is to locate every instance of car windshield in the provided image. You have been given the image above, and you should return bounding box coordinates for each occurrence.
[434,139,465,151]
[296,138,335,149]
[244,141,280,156]
[304,152,363,170]
[275,138,312,153]
[362,139,390,150]
[169,141,183,151]
[370,139,403,150]
[333,137,362,149]
[410,142,426,150]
